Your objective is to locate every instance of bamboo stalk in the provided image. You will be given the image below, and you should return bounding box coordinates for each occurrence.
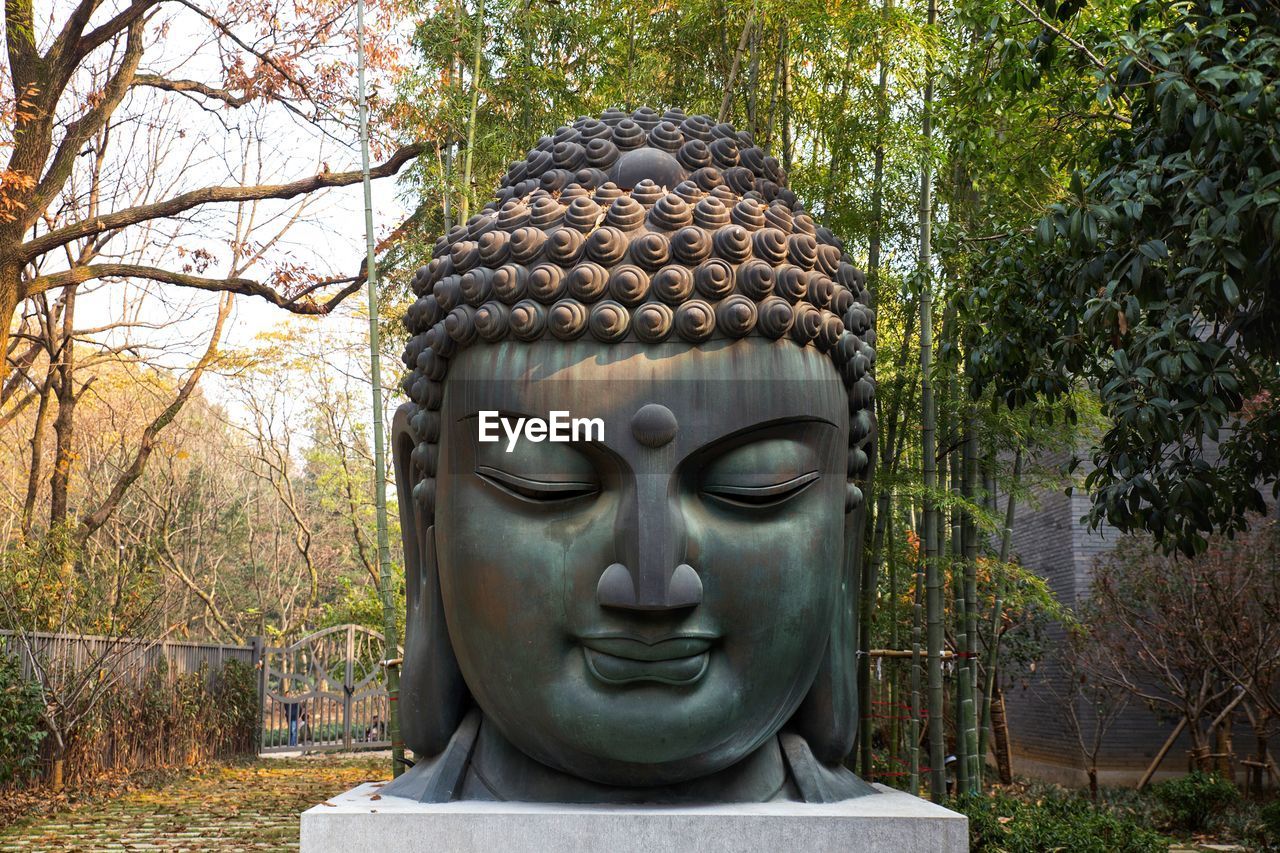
[356,0,402,779]
[978,450,1021,776]
[718,3,756,123]
[460,0,486,223]
[961,421,980,791]
[918,0,942,792]
[910,546,924,794]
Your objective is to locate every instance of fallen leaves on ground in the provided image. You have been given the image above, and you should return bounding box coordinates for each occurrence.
[0,755,388,852]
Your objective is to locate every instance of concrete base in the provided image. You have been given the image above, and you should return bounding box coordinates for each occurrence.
[301,783,968,853]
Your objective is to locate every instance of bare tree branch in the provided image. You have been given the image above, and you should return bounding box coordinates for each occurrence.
[26,263,363,314]
[22,143,424,261]
[77,291,232,539]
[131,74,254,107]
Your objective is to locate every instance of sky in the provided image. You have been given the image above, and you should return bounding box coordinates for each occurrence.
[46,1,419,431]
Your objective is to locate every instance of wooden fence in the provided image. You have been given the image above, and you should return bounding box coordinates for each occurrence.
[0,629,258,687]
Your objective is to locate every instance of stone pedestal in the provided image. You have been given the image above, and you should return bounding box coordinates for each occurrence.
[300,783,968,853]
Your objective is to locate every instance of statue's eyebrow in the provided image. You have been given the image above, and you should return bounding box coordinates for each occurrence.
[680,416,838,464]
[706,415,838,443]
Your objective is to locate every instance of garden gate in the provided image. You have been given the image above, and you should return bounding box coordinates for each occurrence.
[259,624,395,753]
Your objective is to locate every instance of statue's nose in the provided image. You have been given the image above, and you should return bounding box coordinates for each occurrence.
[598,469,701,611]
[597,562,702,611]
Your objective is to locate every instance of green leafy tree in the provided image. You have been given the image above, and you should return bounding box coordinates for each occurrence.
[966,0,1280,554]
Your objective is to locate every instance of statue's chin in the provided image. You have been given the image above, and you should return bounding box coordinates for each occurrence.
[469,711,792,802]
[487,715,774,789]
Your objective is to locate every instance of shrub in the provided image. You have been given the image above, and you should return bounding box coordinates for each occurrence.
[214,659,259,753]
[1152,771,1240,832]
[954,790,1169,853]
[1260,799,1280,848]
[0,655,46,785]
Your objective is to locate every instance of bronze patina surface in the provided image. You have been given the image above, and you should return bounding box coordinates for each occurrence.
[385,108,877,804]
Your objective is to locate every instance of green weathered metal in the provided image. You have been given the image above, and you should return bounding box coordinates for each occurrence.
[385,110,877,804]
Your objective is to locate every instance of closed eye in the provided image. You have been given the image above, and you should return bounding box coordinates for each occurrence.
[701,471,820,508]
[476,466,599,503]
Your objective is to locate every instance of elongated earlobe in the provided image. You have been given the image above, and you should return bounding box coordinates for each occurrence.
[394,405,469,756]
[787,474,868,764]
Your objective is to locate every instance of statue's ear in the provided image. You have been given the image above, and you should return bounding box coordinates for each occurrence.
[789,450,873,765]
[393,404,469,757]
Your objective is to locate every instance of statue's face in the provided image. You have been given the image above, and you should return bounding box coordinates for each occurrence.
[434,337,850,786]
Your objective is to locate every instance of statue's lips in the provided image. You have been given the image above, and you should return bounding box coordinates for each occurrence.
[579,636,713,685]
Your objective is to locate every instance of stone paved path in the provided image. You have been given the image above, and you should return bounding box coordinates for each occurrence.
[0,755,387,852]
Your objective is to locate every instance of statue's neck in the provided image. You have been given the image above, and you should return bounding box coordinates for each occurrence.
[461,715,796,804]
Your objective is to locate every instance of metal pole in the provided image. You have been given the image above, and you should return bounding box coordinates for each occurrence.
[357,0,403,778]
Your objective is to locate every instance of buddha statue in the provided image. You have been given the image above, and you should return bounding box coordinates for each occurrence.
[383,107,878,805]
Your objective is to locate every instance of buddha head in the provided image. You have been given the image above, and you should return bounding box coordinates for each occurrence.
[391,107,876,803]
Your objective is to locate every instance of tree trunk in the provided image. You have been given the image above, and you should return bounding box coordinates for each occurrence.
[21,376,54,536]
[0,260,20,368]
[991,684,1013,783]
[49,288,78,529]
[1215,719,1233,778]
[50,757,64,792]
[1253,727,1268,794]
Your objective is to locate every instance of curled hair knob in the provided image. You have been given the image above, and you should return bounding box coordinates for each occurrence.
[546,227,586,265]
[735,258,775,300]
[475,301,510,342]
[791,302,821,345]
[607,195,647,230]
[567,262,610,302]
[752,227,789,266]
[694,259,734,300]
[508,226,548,264]
[713,224,753,263]
[650,194,693,231]
[674,299,716,342]
[565,196,602,232]
[445,305,478,345]
[716,294,758,337]
[492,264,529,304]
[652,265,694,304]
[630,232,671,271]
[757,295,794,339]
[549,299,589,340]
[633,302,675,343]
[588,300,631,343]
[510,300,547,341]
[608,264,650,306]
[631,179,664,208]
[670,226,712,265]
[478,230,510,266]
[586,226,628,266]
[528,263,568,304]
[460,267,494,306]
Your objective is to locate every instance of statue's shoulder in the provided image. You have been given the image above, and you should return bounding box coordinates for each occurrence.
[779,731,877,803]
[381,709,481,803]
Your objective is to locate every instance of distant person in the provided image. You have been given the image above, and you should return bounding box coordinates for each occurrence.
[285,698,302,747]
[365,711,386,742]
